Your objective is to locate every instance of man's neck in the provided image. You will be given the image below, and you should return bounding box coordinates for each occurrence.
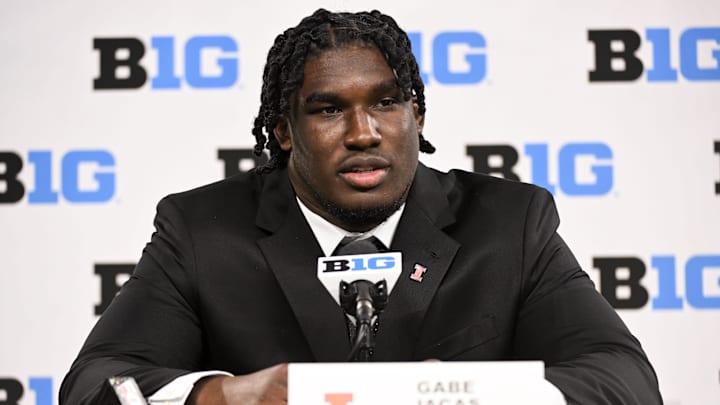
[296,197,405,256]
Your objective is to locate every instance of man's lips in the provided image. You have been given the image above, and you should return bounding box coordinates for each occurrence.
[338,157,390,189]
[340,167,388,189]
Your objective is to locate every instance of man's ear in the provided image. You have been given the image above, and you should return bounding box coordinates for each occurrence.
[273,117,293,151]
[412,97,425,134]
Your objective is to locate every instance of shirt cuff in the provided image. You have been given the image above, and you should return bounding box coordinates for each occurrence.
[147,370,232,404]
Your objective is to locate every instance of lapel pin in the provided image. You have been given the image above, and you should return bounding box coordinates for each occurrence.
[410,263,428,282]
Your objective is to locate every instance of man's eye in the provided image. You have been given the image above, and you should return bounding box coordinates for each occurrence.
[379,98,397,107]
[319,106,340,114]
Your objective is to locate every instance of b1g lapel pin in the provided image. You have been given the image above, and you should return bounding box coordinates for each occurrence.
[410,263,428,282]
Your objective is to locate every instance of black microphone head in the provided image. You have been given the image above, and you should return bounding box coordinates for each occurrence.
[339,279,389,316]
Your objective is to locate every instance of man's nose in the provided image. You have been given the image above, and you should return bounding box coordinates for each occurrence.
[344,109,381,150]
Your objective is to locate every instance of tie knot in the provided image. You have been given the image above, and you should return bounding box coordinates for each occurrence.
[333,235,387,255]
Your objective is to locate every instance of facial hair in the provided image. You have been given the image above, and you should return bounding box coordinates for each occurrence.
[312,183,410,231]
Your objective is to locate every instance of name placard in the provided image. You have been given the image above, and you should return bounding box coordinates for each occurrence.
[288,361,566,404]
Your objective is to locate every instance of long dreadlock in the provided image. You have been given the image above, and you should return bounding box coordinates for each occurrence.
[251,8,436,173]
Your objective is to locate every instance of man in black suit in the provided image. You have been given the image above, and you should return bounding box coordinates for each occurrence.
[61,9,662,404]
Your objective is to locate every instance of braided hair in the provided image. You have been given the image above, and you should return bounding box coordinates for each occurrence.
[251,8,436,173]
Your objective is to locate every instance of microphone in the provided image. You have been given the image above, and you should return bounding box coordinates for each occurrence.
[317,251,402,361]
[340,278,387,361]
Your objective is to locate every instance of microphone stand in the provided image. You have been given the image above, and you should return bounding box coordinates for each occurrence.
[340,279,388,361]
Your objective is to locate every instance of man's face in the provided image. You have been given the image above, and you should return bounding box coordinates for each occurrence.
[275,45,424,232]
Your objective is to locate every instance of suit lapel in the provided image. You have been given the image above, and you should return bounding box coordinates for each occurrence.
[374,165,460,360]
[255,171,350,361]
[254,165,460,362]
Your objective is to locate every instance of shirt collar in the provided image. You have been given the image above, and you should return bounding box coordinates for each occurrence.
[296,197,405,256]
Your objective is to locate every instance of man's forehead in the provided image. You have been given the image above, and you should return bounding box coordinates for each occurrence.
[304,44,390,68]
[299,46,397,88]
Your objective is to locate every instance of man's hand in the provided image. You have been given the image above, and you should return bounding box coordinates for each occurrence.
[188,363,288,404]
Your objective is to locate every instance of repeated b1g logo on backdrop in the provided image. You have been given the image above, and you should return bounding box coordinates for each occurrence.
[0,377,53,405]
[92,31,486,89]
[466,142,613,196]
[0,150,116,204]
[216,144,614,196]
[93,35,239,90]
[218,142,720,196]
[588,27,720,82]
[408,31,487,85]
[594,255,720,310]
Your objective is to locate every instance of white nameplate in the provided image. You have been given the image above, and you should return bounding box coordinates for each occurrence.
[288,361,566,404]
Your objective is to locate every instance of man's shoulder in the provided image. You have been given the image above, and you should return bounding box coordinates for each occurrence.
[157,170,283,220]
[167,171,261,201]
[427,166,549,201]
[422,166,558,230]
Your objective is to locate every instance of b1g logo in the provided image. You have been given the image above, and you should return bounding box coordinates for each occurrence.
[408,31,486,85]
[320,254,399,273]
[588,27,720,82]
[466,142,613,196]
[94,35,239,90]
[0,377,52,405]
[0,150,115,204]
[594,255,720,309]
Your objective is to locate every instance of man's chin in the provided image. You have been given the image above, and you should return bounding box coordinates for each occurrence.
[323,200,404,232]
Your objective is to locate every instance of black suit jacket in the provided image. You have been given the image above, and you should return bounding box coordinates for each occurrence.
[60,164,662,404]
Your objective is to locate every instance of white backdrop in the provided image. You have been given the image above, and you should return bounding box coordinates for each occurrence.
[1,0,719,404]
